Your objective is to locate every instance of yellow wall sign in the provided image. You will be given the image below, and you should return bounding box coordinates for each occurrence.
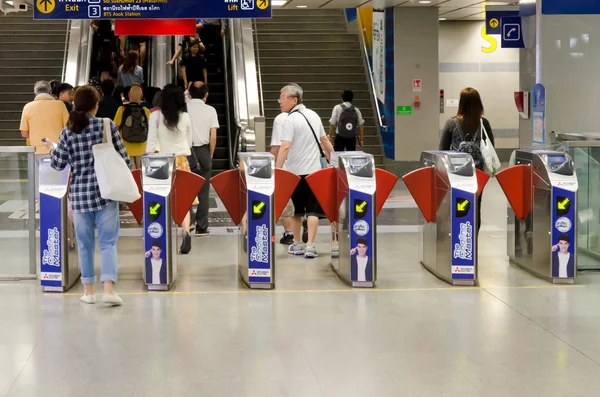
[481,26,497,53]
[36,0,55,14]
[257,0,269,10]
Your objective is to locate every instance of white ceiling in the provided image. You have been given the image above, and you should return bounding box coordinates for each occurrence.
[278,0,518,20]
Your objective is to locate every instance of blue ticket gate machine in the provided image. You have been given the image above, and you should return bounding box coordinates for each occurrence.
[141,154,178,291]
[210,153,300,290]
[403,151,490,286]
[306,152,398,288]
[496,150,578,283]
[39,157,80,292]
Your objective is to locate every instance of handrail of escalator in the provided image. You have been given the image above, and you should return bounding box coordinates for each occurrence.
[61,20,71,81]
[223,24,238,169]
[252,19,264,116]
[356,13,387,132]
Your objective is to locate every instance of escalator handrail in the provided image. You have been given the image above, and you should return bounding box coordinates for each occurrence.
[61,20,71,81]
[357,12,387,132]
[252,18,264,117]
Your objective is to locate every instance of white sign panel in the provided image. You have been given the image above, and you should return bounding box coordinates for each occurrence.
[372,9,385,104]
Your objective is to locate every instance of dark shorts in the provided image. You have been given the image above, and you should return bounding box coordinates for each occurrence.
[291,175,324,218]
[128,36,149,45]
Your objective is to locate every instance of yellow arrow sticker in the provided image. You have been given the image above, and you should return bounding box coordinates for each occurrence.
[149,203,161,215]
[557,198,570,210]
[457,199,469,212]
[36,0,55,14]
[355,201,368,213]
[253,201,265,214]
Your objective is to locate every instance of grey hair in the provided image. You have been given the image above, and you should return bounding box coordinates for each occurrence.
[281,83,303,103]
[34,81,52,95]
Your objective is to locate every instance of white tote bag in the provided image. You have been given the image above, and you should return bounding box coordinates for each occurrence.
[480,119,501,176]
[93,118,141,203]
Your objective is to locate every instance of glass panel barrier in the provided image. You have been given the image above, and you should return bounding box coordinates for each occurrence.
[0,147,36,279]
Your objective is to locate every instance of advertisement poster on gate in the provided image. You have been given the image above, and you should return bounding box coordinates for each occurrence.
[451,188,476,280]
[144,192,168,285]
[40,194,63,287]
[247,190,272,283]
[349,190,374,282]
[372,9,386,104]
[551,187,576,279]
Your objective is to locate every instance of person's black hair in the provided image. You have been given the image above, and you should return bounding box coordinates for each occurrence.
[189,83,208,100]
[113,86,124,103]
[100,79,115,97]
[356,237,369,246]
[68,86,99,134]
[49,80,59,97]
[97,39,114,66]
[160,85,187,129]
[341,90,354,103]
[558,234,570,244]
[56,83,74,97]
[144,86,161,106]
[151,239,163,250]
[152,91,162,109]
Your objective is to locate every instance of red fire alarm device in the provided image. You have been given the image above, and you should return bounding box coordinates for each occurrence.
[414,96,421,108]
[514,91,530,119]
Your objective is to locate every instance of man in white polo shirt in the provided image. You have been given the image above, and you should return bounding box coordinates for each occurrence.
[188,81,218,236]
[275,84,334,258]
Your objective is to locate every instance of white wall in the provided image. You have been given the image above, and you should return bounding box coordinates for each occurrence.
[394,7,439,161]
[439,21,520,148]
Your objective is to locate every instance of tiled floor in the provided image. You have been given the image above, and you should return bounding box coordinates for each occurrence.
[1,180,600,396]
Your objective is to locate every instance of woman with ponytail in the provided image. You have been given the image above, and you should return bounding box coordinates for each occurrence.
[49,85,131,306]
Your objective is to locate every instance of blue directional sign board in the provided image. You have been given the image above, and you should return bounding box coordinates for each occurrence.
[485,9,518,35]
[501,16,524,49]
[34,0,272,20]
[543,0,600,14]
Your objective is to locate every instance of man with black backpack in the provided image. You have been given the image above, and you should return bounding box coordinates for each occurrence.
[329,90,365,151]
[113,84,150,169]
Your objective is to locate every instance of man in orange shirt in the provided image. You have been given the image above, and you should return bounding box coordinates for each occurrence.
[20,80,69,155]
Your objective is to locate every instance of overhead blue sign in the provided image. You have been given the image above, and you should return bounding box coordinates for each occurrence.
[34,0,272,20]
[532,83,546,145]
[485,9,519,35]
[543,0,600,15]
[501,16,524,49]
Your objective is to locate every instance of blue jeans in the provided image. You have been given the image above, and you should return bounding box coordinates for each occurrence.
[73,201,120,284]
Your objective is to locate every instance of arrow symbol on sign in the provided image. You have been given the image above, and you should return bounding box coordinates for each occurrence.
[355,201,367,213]
[457,199,469,212]
[253,202,265,214]
[558,198,570,210]
[149,203,161,215]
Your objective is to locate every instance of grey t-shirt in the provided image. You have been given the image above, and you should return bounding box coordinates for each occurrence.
[280,104,325,176]
[117,65,144,87]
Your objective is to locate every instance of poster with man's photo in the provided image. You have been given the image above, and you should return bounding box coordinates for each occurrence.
[551,187,576,278]
[349,190,374,282]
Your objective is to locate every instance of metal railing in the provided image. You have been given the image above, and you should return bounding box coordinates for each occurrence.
[252,19,265,117]
[61,20,71,81]
[0,147,37,280]
[64,21,93,86]
[357,12,387,133]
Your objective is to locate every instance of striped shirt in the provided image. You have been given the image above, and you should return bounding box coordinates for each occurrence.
[51,115,131,213]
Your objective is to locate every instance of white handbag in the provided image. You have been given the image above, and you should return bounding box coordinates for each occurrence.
[93,118,141,203]
[480,119,501,176]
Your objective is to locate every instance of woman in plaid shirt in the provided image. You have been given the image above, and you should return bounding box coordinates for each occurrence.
[51,86,131,306]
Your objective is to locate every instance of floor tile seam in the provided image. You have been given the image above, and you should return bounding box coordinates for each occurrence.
[5,343,38,397]
[298,342,325,397]
[479,287,600,367]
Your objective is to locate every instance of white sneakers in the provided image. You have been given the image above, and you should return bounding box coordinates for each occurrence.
[80,293,122,306]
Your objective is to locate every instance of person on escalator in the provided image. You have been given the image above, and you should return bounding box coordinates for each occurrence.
[146,85,194,254]
[167,36,206,81]
[439,87,495,232]
[181,39,208,88]
[95,39,119,82]
[117,51,144,87]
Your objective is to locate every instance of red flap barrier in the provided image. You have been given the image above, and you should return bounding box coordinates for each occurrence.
[475,169,491,198]
[305,168,338,223]
[274,169,301,222]
[375,168,399,217]
[172,170,205,226]
[495,164,529,220]
[115,19,197,36]
[210,169,243,225]
[126,169,143,225]
[402,167,436,223]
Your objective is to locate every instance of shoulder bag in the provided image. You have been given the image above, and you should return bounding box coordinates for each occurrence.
[93,118,141,203]
[294,110,328,169]
[480,118,501,176]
